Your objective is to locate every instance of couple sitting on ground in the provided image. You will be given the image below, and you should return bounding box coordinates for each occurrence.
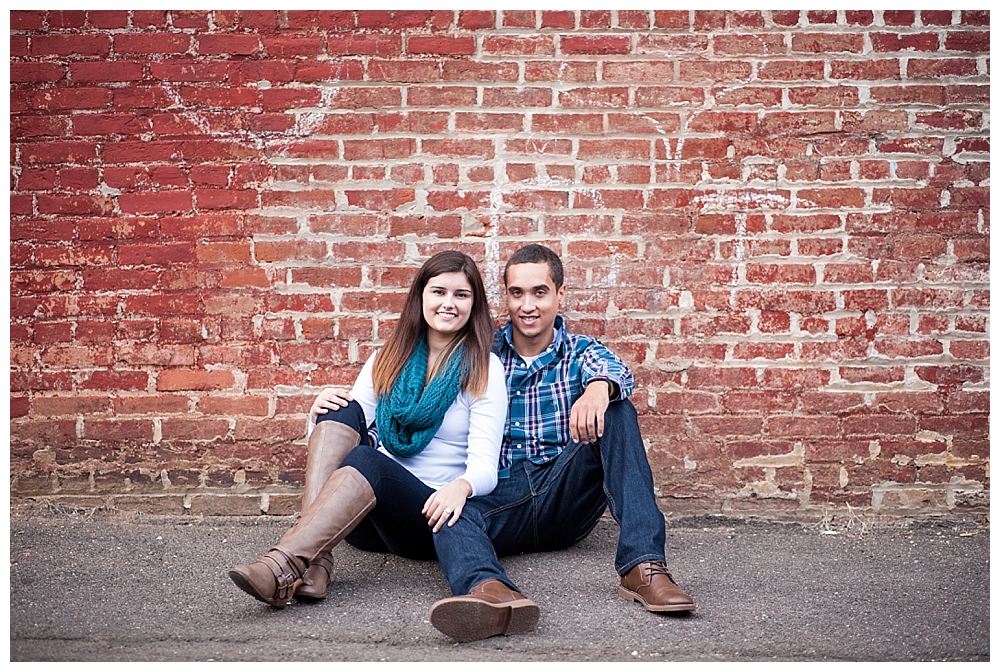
[229,244,696,642]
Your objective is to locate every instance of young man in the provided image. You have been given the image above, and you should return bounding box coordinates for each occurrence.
[429,244,695,642]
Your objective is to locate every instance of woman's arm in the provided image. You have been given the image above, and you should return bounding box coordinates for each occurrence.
[458,354,508,497]
[348,352,378,426]
[422,355,507,530]
[306,352,379,436]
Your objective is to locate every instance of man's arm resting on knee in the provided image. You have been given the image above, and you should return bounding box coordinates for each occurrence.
[569,380,612,444]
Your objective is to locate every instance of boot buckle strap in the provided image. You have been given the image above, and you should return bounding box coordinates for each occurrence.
[261,549,303,600]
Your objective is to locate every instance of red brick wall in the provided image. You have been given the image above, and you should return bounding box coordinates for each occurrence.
[10,10,990,516]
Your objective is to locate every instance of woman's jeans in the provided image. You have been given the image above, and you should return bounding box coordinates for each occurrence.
[316,403,437,561]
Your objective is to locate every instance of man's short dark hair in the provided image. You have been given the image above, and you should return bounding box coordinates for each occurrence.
[504,244,564,289]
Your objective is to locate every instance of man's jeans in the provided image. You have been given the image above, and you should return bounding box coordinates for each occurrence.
[434,399,668,595]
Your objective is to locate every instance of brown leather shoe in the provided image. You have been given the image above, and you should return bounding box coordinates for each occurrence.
[619,561,696,612]
[429,579,540,642]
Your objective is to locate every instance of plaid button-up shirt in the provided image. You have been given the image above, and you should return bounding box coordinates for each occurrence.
[492,316,635,475]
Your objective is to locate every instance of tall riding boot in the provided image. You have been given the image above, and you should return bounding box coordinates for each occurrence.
[229,466,376,608]
[294,421,362,601]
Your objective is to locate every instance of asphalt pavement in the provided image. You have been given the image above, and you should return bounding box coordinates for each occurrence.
[8,501,990,662]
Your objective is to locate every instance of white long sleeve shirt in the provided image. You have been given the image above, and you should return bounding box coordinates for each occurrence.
[310,351,507,497]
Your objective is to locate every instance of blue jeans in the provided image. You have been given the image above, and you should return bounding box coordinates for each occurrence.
[433,399,668,595]
[317,403,497,593]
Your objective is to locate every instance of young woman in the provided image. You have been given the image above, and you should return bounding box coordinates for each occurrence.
[228,251,538,642]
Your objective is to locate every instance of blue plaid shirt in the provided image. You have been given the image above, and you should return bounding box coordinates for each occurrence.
[492,316,635,475]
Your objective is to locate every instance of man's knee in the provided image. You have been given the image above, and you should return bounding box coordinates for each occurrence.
[450,498,487,531]
[598,398,650,463]
[604,398,639,430]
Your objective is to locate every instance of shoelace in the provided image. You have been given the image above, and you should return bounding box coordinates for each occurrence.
[645,562,675,582]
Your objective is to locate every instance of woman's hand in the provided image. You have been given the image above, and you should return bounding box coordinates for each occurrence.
[309,386,353,423]
[422,478,473,533]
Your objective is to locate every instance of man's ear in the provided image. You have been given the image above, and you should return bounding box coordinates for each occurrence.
[556,283,567,306]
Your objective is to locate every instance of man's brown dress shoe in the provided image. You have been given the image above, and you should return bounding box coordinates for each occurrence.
[429,579,540,642]
[619,560,696,612]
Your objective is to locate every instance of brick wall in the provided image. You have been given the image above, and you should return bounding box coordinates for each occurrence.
[10,10,990,517]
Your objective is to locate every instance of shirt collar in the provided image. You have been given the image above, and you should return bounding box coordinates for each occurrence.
[501,315,566,359]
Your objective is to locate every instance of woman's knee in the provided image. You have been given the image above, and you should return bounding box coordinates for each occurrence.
[341,444,377,474]
[341,445,395,493]
[315,399,368,440]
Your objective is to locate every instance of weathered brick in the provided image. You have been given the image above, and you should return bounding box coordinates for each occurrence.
[9,14,988,516]
[156,369,235,392]
[458,10,495,29]
[407,36,475,56]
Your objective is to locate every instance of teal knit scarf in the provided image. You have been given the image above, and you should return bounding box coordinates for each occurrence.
[376,336,465,459]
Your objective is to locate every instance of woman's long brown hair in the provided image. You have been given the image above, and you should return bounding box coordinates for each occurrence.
[371,251,494,399]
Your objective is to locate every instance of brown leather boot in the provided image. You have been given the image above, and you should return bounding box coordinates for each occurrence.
[294,421,362,601]
[429,579,540,642]
[619,561,696,612]
[227,548,306,609]
[295,554,335,602]
[229,466,375,608]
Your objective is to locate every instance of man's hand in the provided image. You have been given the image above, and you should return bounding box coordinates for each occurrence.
[569,380,611,444]
[423,478,473,533]
[309,386,353,423]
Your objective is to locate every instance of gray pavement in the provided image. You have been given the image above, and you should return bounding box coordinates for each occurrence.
[9,501,989,662]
